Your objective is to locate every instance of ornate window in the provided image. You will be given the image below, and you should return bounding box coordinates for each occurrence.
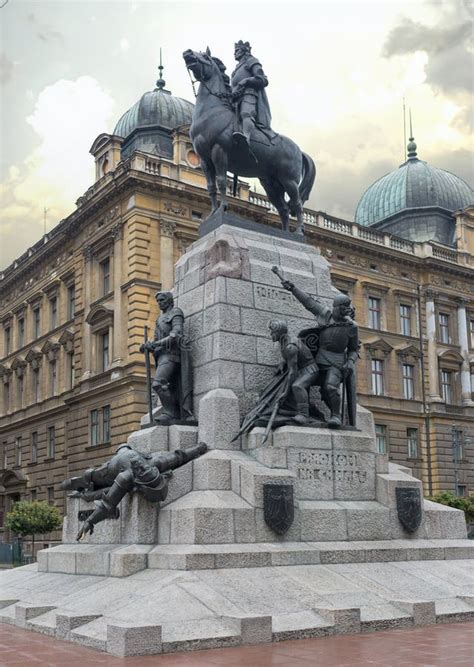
[90,409,100,445]
[31,432,38,464]
[101,257,111,295]
[399,304,412,336]
[33,307,41,339]
[100,331,110,371]
[440,370,453,403]
[375,424,387,454]
[50,296,58,330]
[4,326,11,355]
[407,428,418,458]
[49,359,57,395]
[371,359,385,395]
[67,284,76,320]
[47,426,56,458]
[368,297,381,330]
[18,317,25,347]
[402,364,414,400]
[438,312,450,344]
[15,436,22,467]
[90,405,111,445]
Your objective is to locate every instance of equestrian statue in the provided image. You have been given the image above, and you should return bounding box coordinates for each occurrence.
[183,42,316,235]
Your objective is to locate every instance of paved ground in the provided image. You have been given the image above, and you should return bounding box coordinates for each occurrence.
[0,621,473,666]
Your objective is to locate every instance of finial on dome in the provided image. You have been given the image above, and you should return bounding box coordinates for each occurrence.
[407,109,418,159]
[156,48,166,90]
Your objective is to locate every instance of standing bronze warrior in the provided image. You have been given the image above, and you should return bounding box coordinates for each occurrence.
[231,40,272,148]
[141,292,194,424]
[281,279,359,428]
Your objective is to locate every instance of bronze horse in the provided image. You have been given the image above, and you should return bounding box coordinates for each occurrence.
[183,48,316,234]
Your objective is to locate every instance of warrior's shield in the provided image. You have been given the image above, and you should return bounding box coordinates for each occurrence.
[395,487,422,533]
[263,483,294,535]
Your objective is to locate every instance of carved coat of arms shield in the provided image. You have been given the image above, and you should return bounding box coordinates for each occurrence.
[263,483,294,535]
[396,487,422,533]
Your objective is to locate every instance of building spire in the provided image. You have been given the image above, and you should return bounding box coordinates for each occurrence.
[156,48,166,90]
[407,108,418,159]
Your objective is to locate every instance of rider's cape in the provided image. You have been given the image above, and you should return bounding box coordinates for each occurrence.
[232,55,272,130]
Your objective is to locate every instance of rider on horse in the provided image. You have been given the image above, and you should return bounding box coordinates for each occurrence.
[231,40,272,149]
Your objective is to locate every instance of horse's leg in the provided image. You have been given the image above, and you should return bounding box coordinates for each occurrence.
[200,158,218,213]
[282,179,304,234]
[260,178,290,232]
[211,144,228,212]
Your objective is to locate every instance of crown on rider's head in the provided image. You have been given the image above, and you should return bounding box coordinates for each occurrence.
[235,40,251,53]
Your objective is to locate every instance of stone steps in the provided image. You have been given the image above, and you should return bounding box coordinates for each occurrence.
[25,609,57,636]
[148,539,474,570]
[70,616,108,652]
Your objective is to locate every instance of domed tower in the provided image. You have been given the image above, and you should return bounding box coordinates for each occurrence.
[114,62,194,161]
[355,135,473,246]
[89,59,194,178]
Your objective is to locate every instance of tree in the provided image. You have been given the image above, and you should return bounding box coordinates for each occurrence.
[5,501,62,560]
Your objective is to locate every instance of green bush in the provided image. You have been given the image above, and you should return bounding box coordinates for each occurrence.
[5,501,62,558]
[427,491,474,524]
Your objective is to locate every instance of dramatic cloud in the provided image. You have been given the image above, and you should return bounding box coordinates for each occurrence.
[382,3,473,132]
[0,76,114,268]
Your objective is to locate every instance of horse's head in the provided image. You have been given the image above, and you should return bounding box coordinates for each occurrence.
[183,48,225,84]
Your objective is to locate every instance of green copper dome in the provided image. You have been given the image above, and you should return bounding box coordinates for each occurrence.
[114,87,194,138]
[113,64,194,161]
[355,138,473,246]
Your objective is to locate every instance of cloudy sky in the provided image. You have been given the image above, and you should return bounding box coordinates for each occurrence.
[1,0,472,268]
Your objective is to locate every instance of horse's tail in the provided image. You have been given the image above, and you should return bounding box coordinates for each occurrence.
[298,152,316,206]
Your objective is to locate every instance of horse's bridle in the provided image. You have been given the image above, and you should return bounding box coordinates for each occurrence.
[186,55,231,103]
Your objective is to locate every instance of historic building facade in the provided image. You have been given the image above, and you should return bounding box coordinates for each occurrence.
[1,74,473,552]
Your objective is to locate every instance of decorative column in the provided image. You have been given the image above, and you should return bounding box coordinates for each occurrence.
[81,246,94,380]
[425,289,442,401]
[456,297,474,405]
[160,219,176,291]
[111,222,124,368]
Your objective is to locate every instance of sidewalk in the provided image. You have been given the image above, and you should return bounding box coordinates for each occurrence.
[0,621,473,666]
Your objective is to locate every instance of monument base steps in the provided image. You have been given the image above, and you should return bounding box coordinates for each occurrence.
[1,573,473,657]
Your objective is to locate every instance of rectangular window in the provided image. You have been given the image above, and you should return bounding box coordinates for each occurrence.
[371,359,384,395]
[441,370,453,403]
[400,304,412,336]
[368,297,381,330]
[47,426,56,458]
[101,258,110,295]
[407,428,418,458]
[67,284,75,319]
[47,486,54,505]
[33,368,41,403]
[102,405,111,442]
[101,331,110,371]
[456,485,466,497]
[402,364,414,400]
[439,313,450,344]
[4,327,11,355]
[3,383,10,412]
[3,442,7,469]
[31,431,38,463]
[90,409,99,445]
[17,375,24,407]
[50,360,57,395]
[375,424,387,454]
[453,428,464,462]
[50,297,58,329]
[15,436,22,466]
[18,317,25,347]
[67,352,75,389]
[33,307,41,339]
[31,489,37,501]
